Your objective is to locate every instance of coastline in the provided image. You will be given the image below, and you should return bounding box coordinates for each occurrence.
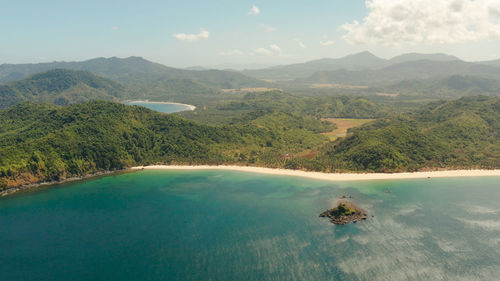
[123,100,196,111]
[3,165,499,197]
[131,165,500,181]
[0,170,126,197]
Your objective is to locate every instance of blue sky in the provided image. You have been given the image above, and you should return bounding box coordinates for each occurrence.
[2,0,500,68]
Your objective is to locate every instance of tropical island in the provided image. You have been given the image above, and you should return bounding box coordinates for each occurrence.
[319,201,368,225]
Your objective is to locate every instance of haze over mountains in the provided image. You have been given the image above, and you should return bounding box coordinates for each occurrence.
[0,56,268,88]
[2,51,500,86]
[1,51,499,110]
[301,60,500,86]
[0,69,123,109]
[241,51,500,82]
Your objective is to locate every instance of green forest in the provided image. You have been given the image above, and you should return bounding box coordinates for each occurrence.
[0,56,499,192]
[0,100,333,189]
[1,96,498,191]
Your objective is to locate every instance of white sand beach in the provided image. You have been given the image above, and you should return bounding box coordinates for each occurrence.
[130,165,500,181]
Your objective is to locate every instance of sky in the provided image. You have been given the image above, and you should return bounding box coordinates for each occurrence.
[1,0,500,68]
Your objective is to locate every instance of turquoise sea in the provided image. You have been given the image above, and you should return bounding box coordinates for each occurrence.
[124,101,193,113]
[1,170,499,281]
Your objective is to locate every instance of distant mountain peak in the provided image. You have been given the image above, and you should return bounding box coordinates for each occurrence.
[389,53,461,64]
[349,51,379,58]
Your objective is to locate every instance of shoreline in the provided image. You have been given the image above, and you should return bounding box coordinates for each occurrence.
[3,165,499,197]
[123,100,196,111]
[0,170,126,197]
[131,165,500,181]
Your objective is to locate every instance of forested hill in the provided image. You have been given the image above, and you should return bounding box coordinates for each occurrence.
[241,52,461,81]
[378,75,500,98]
[0,56,170,83]
[0,101,242,189]
[0,96,498,191]
[301,60,500,86]
[0,56,269,89]
[317,96,500,172]
[0,101,332,190]
[0,69,124,109]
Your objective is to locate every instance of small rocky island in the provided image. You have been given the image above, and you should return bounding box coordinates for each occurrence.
[319,201,367,225]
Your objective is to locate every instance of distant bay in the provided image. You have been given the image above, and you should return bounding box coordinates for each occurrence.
[123,100,195,113]
[1,171,499,281]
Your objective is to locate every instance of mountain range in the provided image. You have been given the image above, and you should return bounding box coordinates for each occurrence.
[241,52,463,81]
[301,60,500,86]
[0,56,268,89]
[0,69,124,109]
[1,52,500,109]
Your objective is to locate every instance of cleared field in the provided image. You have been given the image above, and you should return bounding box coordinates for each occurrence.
[295,149,320,159]
[376,92,399,97]
[220,87,279,93]
[321,118,374,141]
[296,118,374,159]
[309,83,368,89]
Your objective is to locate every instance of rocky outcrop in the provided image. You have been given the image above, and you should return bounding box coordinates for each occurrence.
[319,201,367,225]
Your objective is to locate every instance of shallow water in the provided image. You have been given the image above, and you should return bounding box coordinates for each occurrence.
[124,101,193,113]
[1,170,499,280]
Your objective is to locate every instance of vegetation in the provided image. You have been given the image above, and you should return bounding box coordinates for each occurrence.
[329,203,356,216]
[377,75,500,99]
[319,202,367,225]
[316,96,500,172]
[178,91,388,124]
[300,60,500,86]
[0,101,331,190]
[0,56,499,192]
[0,56,269,91]
[241,51,460,81]
[321,118,374,141]
[0,69,124,108]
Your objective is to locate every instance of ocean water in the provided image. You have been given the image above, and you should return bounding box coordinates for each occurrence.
[1,170,499,281]
[124,101,193,113]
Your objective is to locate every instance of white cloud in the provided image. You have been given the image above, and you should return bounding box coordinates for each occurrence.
[248,5,260,15]
[111,26,119,31]
[269,44,281,53]
[320,40,336,46]
[172,28,210,42]
[294,39,306,49]
[254,48,272,56]
[254,44,282,56]
[219,49,244,56]
[342,0,500,46]
[259,24,276,32]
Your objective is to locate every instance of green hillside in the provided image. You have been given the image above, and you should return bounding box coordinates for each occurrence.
[0,101,331,190]
[379,75,500,98]
[302,60,500,86]
[179,91,388,124]
[0,69,124,108]
[0,56,269,91]
[241,51,386,80]
[317,96,500,172]
[242,52,460,81]
[0,96,498,191]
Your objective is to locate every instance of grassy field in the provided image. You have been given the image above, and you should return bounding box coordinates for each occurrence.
[295,118,374,159]
[321,118,374,141]
[376,92,399,97]
[220,87,279,93]
[309,83,368,89]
